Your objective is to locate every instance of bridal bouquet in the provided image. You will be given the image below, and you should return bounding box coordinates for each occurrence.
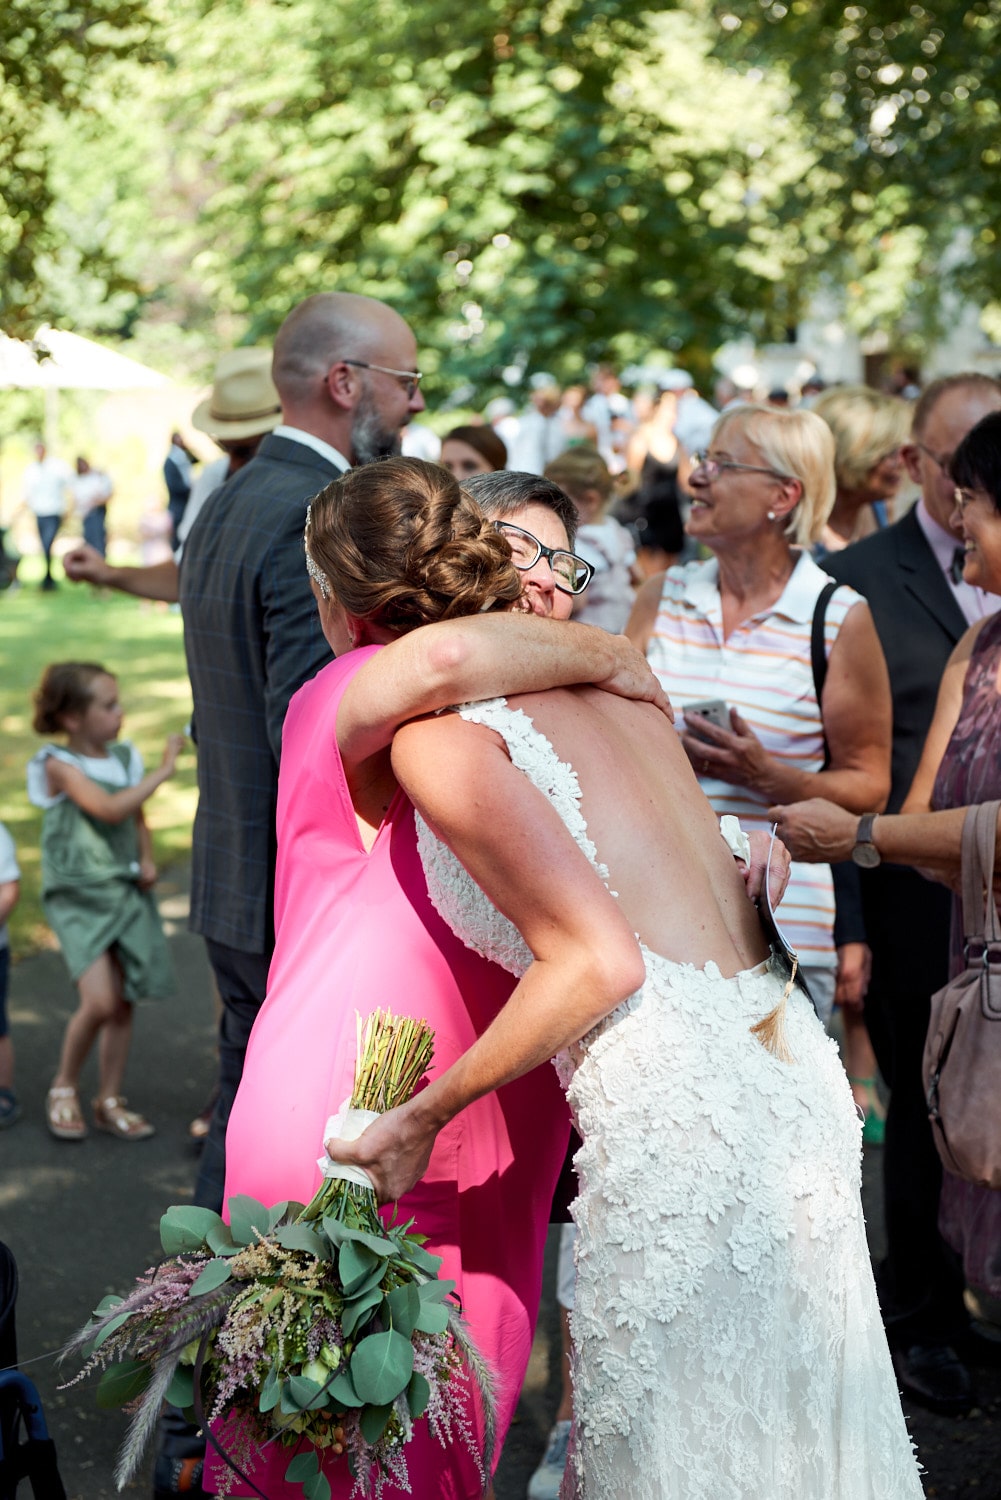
[63,1011,494,1500]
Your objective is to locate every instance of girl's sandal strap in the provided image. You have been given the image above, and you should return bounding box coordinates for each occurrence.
[46,1085,87,1140]
[93,1095,155,1140]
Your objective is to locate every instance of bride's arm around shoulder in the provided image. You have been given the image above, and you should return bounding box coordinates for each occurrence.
[326,709,645,1203]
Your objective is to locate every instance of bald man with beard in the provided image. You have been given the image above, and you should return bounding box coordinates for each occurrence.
[178,294,426,1208]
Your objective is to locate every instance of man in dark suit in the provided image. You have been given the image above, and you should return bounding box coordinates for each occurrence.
[825,372,1001,1412]
[179,292,427,1208]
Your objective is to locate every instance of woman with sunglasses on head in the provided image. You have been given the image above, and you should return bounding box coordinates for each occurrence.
[626,404,892,1038]
[323,461,922,1499]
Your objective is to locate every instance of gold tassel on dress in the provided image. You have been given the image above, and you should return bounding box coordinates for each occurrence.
[749,958,797,1063]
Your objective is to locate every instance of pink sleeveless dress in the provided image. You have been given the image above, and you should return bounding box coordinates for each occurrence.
[212,648,570,1499]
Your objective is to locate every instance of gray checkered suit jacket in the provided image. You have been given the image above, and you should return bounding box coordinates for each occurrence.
[179,433,340,953]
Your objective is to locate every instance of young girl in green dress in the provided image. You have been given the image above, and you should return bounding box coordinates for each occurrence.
[27,661,184,1142]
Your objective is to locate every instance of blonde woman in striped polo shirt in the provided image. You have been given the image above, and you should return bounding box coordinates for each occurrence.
[627,402,892,1025]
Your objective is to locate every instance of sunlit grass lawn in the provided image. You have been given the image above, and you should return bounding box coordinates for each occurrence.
[0,556,195,958]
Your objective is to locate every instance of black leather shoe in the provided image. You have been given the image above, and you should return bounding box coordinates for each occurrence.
[893,1342,977,1415]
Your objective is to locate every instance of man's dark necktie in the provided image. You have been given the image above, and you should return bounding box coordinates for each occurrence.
[950,546,967,584]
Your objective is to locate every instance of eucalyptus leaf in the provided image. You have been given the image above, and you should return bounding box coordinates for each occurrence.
[287,1375,324,1411]
[96,1359,151,1410]
[341,1283,384,1339]
[322,1218,394,1257]
[414,1300,450,1335]
[359,1402,394,1444]
[339,1240,379,1295]
[206,1223,236,1255]
[188,1258,233,1297]
[228,1195,272,1246]
[276,1224,330,1259]
[285,1450,319,1483]
[92,1294,124,1316]
[402,1241,442,1276]
[384,1283,420,1339]
[416,1278,455,1305]
[350,1330,414,1406]
[165,1366,195,1410]
[160,1205,224,1255]
[91,1308,134,1351]
[326,1368,364,1408]
[267,1200,295,1231]
[259,1365,280,1413]
[303,1471,332,1500]
[407,1370,431,1419]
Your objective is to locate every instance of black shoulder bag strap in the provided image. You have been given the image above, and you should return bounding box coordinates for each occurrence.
[811,580,838,771]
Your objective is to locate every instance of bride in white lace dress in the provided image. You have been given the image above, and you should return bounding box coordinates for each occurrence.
[326,489,923,1500]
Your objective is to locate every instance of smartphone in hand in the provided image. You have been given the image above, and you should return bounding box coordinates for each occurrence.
[682,698,731,740]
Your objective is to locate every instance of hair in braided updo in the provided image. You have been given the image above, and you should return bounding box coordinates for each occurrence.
[305,457,524,633]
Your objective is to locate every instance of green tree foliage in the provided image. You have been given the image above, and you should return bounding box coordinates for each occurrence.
[712,0,1001,345]
[0,1,154,336]
[150,0,825,385]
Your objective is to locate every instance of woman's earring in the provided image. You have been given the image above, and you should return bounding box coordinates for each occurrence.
[767,510,777,521]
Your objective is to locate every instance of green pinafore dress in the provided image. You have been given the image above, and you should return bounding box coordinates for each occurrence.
[35,743,173,1000]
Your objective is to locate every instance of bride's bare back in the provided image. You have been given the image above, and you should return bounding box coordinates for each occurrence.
[502,686,768,976]
[394,684,768,988]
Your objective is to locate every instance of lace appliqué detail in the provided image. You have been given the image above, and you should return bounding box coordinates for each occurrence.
[415,697,610,981]
[414,698,923,1500]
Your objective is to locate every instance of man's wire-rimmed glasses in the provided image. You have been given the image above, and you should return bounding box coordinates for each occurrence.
[343,360,423,399]
[691,452,791,483]
[917,441,954,473]
[494,521,594,595]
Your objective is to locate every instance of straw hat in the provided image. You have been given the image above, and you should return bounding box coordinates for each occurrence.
[191,348,282,440]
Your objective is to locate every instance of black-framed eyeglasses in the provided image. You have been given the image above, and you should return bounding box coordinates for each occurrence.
[343,359,423,399]
[691,451,791,483]
[494,521,594,595]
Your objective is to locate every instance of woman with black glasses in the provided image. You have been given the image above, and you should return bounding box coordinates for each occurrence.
[626,403,892,1034]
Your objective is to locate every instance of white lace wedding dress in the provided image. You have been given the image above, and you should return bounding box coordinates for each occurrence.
[415,699,924,1500]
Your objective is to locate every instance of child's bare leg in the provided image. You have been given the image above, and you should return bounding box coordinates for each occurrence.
[96,989,133,1102]
[52,951,119,1088]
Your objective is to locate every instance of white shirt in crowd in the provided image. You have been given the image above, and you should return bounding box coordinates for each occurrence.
[22,456,71,517]
[508,409,568,475]
[70,469,112,517]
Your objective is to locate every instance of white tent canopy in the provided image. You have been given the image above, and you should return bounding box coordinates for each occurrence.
[0,326,169,391]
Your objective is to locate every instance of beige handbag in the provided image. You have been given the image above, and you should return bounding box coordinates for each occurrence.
[923,799,1001,1188]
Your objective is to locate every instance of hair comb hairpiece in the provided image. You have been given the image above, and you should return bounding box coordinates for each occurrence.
[303,509,331,599]
[305,549,331,600]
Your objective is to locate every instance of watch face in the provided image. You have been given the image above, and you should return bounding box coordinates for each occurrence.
[852,842,881,869]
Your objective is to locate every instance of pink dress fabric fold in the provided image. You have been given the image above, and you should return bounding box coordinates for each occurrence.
[209,648,570,1498]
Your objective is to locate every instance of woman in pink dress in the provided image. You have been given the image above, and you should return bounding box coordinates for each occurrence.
[215,460,671,1498]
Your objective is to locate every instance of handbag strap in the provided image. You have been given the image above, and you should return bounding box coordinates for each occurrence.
[960,800,1001,944]
[976,800,1001,944]
[811,581,838,773]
